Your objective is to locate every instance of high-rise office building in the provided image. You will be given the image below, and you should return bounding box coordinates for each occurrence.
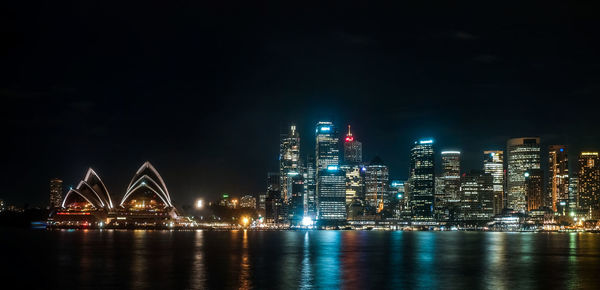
[288,173,306,224]
[459,170,494,220]
[49,178,63,208]
[578,152,600,218]
[317,166,347,222]
[507,137,541,212]
[343,125,362,165]
[437,151,460,220]
[305,156,317,218]
[525,169,544,211]
[483,150,504,215]
[548,145,569,214]
[315,122,344,223]
[265,172,282,223]
[409,139,435,221]
[315,121,340,172]
[365,157,389,212]
[280,125,300,203]
[569,177,579,211]
[340,164,364,205]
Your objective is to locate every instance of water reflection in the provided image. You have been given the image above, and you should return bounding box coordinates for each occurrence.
[300,232,313,289]
[7,229,600,289]
[238,230,251,289]
[189,230,206,289]
[314,231,341,288]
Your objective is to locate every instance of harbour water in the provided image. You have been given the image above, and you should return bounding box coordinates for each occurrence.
[2,228,600,289]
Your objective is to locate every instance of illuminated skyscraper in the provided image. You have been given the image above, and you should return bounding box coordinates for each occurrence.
[459,170,494,220]
[49,178,63,208]
[315,122,344,223]
[343,125,362,165]
[483,150,504,215]
[315,121,340,172]
[437,151,460,220]
[507,137,541,212]
[365,157,389,212]
[280,124,300,203]
[525,169,544,211]
[548,145,569,214]
[409,139,435,221]
[578,152,600,218]
[569,177,578,211]
[305,156,317,218]
[317,166,347,222]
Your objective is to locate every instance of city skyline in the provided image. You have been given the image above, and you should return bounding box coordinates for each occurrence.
[3,2,600,207]
[2,121,599,207]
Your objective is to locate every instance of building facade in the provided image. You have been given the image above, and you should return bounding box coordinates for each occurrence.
[280,125,300,203]
[507,137,541,212]
[459,170,494,221]
[548,145,569,213]
[578,152,600,218]
[341,165,364,205]
[483,150,504,215]
[50,178,63,208]
[437,151,460,220]
[409,139,435,221]
[317,166,347,222]
[525,169,544,211]
[365,157,389,212]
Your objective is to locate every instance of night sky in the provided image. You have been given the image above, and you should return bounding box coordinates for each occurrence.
[2,1,599,207]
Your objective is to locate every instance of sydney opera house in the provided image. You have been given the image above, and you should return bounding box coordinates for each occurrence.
[48,162,188,229]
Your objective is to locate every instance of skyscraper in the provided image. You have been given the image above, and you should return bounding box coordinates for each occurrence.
[459,170,494,221]
[569,177,579,211]
[365,157,389,212]
[343,125,362,165]
[280,124,300,203]
[315,122,344,223]
[317,165,347,222]
[305,156,317,218]
[288,173,306,225]
[578,152,600,218]
[483,150,504,215]
[548,145,569,213]
[265,172,282,223]
[315,121,340,172]
[507,137,541,212]
[49,178,63,208]
[437,151,460,220]
[409,139,435,221]
[525,169,544,211]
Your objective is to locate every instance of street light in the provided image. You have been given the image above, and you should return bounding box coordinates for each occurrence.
[241,216,249,226]
[196,199,203,209]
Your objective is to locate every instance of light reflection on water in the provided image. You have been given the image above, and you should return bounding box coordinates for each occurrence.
[4,229,600,289]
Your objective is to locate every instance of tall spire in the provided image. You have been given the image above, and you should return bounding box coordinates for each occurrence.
[345,125,354,142]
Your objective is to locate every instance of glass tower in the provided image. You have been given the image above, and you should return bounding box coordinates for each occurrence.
[506,137,541,212]
[409,139,435,221]
[548,145,569,213]
[279,125,300,203]
[365,157,389,212]
[438,151,460,220]
[483,150,504,215]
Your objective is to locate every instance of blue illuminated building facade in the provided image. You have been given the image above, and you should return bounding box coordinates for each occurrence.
[409,139,435,221]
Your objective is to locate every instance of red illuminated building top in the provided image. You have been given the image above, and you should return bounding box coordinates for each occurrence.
[345,125,354,142]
